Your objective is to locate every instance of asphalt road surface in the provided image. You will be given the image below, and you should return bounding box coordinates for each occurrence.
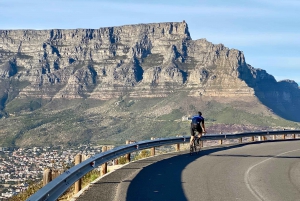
[75,140,300,201]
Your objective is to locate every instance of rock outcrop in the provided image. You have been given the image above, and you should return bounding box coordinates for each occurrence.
[0,21,300,121]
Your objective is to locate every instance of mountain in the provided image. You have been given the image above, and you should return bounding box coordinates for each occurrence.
[0,21,299,147]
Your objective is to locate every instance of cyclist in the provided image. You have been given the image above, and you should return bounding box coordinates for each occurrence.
[190,111,206,145]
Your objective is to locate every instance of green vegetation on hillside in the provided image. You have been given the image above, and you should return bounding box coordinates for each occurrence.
[205,106,299,128]
[0,92,299,148]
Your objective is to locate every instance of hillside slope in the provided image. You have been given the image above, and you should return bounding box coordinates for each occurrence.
[0,21,299,147]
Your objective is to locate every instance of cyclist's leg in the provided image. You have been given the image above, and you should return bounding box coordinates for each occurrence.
[198,131,203,139]
[190,125,195,145]
[190,132,197,155]
[196,125,203,144]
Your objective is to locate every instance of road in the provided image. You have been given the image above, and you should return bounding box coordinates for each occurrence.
[75,140,300,201]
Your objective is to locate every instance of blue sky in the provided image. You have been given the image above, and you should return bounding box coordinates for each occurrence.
[1,0,299,84]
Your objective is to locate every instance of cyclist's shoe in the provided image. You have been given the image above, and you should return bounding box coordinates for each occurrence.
[196,138,200,145]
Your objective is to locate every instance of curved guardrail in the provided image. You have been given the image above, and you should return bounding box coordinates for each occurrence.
[27,130,300,201]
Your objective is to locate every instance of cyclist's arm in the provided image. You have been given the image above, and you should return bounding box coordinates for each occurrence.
[202,120,206,133]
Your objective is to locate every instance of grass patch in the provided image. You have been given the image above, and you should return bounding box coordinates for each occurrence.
[157,109,184,121]
[175,56,197,71]
[6,98,44,113]
[142,53,164,68]
[207,106,299,127]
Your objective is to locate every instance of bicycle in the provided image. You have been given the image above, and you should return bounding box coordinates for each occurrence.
[190,135,201,155]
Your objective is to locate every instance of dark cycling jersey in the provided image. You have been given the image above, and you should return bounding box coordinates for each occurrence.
[190,115,204,136]
[191,115,204,124]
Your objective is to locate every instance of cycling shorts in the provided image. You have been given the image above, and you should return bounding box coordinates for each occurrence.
[190,123,202,136]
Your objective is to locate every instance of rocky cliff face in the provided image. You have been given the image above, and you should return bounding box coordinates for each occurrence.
[0,21,299,121]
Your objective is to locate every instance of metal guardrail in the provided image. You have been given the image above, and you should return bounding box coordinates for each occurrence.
[27,130,300,201]
[201,130,300,140]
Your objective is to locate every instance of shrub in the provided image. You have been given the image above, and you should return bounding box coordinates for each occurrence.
[118,156,127,164]
[134,150,150,160]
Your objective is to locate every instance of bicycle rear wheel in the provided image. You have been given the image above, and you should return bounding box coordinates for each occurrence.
[196,138,201,154]
[189,145,194,155]
[196,143,201,154]
[190,143,197,155]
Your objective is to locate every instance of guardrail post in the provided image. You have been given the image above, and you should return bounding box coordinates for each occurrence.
[176,143,180,151]
[250,136,254,142]
[273,135,276,140]
[292,134,296,139]
[74,154,82,194]
[43,168,52,186]
[239,138,242,143]
[263,136,267,141]
[283,134,286,140]
[151,147,155,156]
[219,140,223,145]
[52,169,63,180]
[150,137,155,156]
[175,135,180,151]
[101,146,108,176]
[125,141,131,163]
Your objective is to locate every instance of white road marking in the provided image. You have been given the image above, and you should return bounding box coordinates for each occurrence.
[244,148,300,201]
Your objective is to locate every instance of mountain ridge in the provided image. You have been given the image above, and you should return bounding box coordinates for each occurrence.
[0,21,299,147]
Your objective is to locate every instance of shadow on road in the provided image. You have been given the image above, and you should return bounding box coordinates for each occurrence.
[76,139,300,201]
[125,143,244,200]
[125,152,195,201]
[125,139,300,200]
